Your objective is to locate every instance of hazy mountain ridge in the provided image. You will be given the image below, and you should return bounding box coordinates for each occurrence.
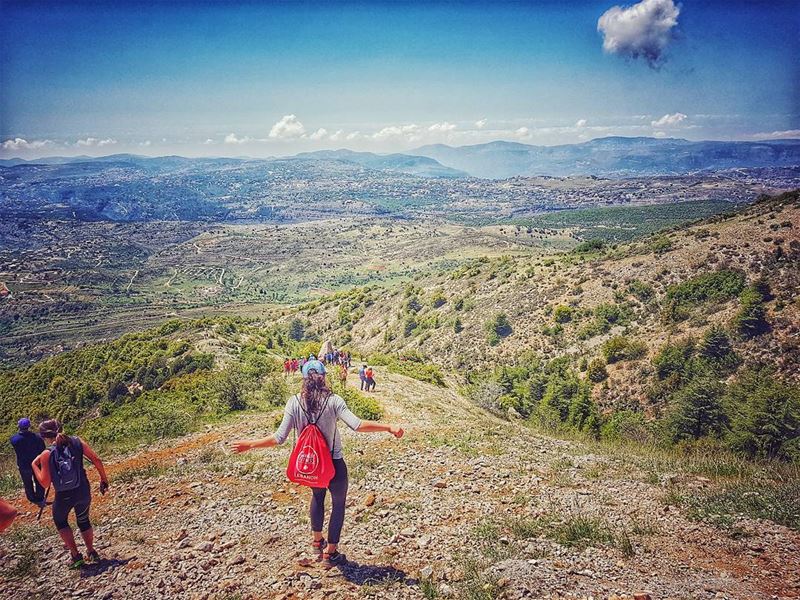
[413,137,800,178]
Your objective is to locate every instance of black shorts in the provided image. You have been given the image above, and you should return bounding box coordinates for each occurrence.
[52,478,92,532]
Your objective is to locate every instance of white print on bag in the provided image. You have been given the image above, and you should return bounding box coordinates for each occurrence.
[296,445,320,475]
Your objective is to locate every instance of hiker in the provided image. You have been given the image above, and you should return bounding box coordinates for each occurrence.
[230,360,404,567]
[9,418,46,506]
[338,363,348,385]
[358,364,367,391]
[291,358,299,374]
[283,358,291,377]
[31,419,110,569]
[365,366,376,392]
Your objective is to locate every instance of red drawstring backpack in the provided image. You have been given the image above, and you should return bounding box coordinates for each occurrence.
[287,394,336,488]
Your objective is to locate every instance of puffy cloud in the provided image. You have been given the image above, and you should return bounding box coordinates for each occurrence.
[76,137,117,147]
[203,138,215,145]
[346,131,362,141]
[514,127,532,139]
[428,121,456,133]
[372,124,422,141]
[650,112,687,127]
[224,133,251,144]
[475,118,488,129]
[329,130,345,141]
[269,114,306,139]
[597,0,680,68]
[653,130,667,138]
[309,128,328,141]
[1,137,54,150]
[752,129,800,140]
[575,119,588,128]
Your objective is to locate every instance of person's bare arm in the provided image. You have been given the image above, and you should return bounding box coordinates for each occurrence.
[31,450,51,488]
[81,440,109,490]
[356,422,404,438]
[230,435,279,453]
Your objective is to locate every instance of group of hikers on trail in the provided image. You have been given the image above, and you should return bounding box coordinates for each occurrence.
[5,350,402,571]
[358,364,377,392]
[283,348,352,378]
[6,417,109,569]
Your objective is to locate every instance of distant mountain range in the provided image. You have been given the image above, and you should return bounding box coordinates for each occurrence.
[294,149,468,178]
[412,137,800,179]
[2,137,799,180]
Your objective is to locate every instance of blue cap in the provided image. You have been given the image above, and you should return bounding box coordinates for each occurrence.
[301,359,326,378]
[18,418,31,430]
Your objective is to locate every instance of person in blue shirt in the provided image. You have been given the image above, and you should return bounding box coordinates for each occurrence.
[9,418,46,506]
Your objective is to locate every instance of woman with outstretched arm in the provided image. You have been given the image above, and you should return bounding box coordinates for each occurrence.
[230,360,403,567]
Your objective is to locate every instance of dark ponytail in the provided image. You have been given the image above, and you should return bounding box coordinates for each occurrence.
[38,419,66,445]
[300,371,331,416]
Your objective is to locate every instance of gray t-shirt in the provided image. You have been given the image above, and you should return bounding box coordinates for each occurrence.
[273,394,362,459]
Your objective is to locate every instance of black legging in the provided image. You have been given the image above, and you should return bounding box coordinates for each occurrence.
[52,478,92,532]
[310,458,348,544]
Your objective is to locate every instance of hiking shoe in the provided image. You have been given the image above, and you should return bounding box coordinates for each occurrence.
[310,538,326,556]
[68,554,85,570]
[322,551,346,568]
[87,550,101,563]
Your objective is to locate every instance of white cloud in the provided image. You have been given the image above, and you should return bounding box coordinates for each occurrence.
[269,114,306,139]
[475,118,488,129]
[329,130,345,141]
[372,124,422,141]
[139,140,152,147]
[650,112,687,127]
[751,129,800,140]
[309,128,328,141]
[575,119,588,128]
[428,121,456,133]
[203,138,215,145]
[514,127,532,139]
[653,130,667,138]
[76,137,117,147]
[1,137,54,150]
[346,131,362,141]
[224,133,252,144]
[597,0,680,68]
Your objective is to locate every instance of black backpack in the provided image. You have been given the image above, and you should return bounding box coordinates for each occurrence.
[48,438,83,492]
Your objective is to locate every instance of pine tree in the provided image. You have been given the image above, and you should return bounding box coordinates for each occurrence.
[667,376,727,442]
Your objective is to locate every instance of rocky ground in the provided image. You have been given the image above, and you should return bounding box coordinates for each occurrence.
[2,369,799,599]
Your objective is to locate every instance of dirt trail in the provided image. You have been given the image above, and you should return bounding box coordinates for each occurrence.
[2,369,799,599]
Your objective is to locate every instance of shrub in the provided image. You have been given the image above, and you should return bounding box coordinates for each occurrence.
[602,336,647,363]
[574,239,606,254]
[288,319,305,341]
[725,368,800,461]
[653,338,695,381]
[666,376,727,442]
[485,313,512,346]
[627,279,654,302]
[586,358,608,383]
[553,305,573,323]
[430,290,447,308]
[337,385,383,421]
[216,368,248,411]
[600,410,654,445]
[651,236,673,254]
[453,317,463,333]
[403,317,418,337]
[732,285,769,338]
[663,270,745,322]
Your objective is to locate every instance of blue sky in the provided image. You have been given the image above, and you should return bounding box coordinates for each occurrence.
[1,0,798,157]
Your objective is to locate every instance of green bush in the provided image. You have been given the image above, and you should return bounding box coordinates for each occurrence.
[653,338,696,381]
[288,318,305,341]
[600,411,654,445]
[651,236,673,254]
[485,313,512,346]
[586,358,608,383]
[574,239,606,254]
[663,270,745,322]
[336,385,383,421]
[602,336,647,363]
[725,368,800,461]
[666,376,727,442]
[553,305,573,323]
[732,285,769,338]
[627,279,654,302]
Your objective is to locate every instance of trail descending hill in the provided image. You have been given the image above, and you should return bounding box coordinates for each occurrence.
[2,370,799,599]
